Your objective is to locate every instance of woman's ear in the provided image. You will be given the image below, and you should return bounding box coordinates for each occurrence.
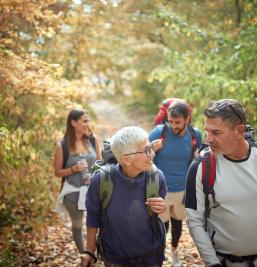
[71,119,76,127]
[119,155,132,167]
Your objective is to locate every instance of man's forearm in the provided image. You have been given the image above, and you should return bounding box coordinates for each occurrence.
[186,209,220,266]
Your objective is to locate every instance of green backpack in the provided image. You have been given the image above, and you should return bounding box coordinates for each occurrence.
[98,164,160,216]
[96,164,166,259]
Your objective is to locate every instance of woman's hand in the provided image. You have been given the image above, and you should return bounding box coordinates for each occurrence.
[81,254,91,267]
[151,139,163,152]
[145,197,167,214]
[81,251,97,267]
[73,160,88,173]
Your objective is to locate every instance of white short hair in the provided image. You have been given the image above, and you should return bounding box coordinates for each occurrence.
[110,126,148,161]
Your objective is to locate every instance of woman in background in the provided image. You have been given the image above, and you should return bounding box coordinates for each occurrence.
[54,108,101,253]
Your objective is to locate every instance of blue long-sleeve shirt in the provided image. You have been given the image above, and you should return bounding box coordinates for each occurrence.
[149,124,202,192]
[86,164,167,265]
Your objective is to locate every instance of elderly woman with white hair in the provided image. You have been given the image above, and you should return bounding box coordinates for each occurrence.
[82,126,167,267]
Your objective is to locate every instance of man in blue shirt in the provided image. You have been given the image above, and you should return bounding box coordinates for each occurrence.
[82,126,167,267]
[149,100,202,267]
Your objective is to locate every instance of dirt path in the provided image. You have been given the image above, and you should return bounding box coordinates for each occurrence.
[25,100,203,267]
[90,99,151,141]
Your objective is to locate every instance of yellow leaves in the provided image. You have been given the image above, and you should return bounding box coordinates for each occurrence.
[208,40,218,49]
[169,23,180,33]
[3,95,15,106]
[0,203,6,210]
[49,63,63,77]
[23,131,36,145]
[2,39,14,46]
[243,3,252,12]
[30,152,37,161]
[39,27,56,38]
[164,21,169,27]
[248,18,257,26]
[229,86,236,93]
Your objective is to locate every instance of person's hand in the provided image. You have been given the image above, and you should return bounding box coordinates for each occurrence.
[194,148,200,157]
[81,253,91,267]
[151,139,163,152]
[145,197,167,214]
[75,160,88,172]
[81,251,96,267]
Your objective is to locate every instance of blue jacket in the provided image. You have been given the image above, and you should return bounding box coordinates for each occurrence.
[86,164,167,266]
[149,124,202,192]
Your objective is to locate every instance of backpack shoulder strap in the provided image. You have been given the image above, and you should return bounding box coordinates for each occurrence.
[187,124,197,160]
[61,137,69,168]
[201,148,216,194]
[89,135,96,150]
[146,165,160,216]
[60,137,69,192]
[99,164,115,212]
[159,122,169,145]
[200,146,217,231]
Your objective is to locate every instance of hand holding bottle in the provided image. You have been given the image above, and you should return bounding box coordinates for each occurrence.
[77,159,88,172]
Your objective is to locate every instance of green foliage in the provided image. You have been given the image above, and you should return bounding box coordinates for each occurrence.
[131,0,257,130]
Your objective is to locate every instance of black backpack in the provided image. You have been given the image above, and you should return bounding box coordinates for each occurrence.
[90,138,117,174]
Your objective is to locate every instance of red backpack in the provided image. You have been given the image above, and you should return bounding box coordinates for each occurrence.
[154,98,192,126]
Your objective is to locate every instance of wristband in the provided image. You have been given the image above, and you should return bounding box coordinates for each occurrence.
[82,250,97,263]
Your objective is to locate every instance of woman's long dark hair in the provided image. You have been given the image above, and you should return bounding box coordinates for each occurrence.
[64,108,93,153]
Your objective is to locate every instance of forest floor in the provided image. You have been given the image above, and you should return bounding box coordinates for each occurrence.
[22,99,204,267]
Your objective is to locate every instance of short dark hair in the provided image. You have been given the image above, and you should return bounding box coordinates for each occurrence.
[204,99,246,126]
[168,99,189,119]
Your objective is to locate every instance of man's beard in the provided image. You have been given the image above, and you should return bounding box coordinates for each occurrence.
[173,125,186,136]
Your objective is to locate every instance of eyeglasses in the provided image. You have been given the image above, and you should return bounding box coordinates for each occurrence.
[209,102,243,125]
[123,143,153,157]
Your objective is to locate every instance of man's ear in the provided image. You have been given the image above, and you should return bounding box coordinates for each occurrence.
[235,124,245,139]
[185,116,190,124]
